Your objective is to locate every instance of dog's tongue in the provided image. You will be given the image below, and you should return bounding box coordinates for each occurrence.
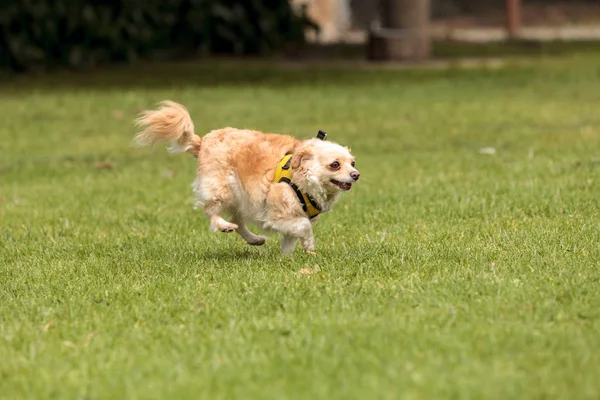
[332,179,352,191]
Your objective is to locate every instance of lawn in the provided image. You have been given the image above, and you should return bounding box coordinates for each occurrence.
[1,52,600,399]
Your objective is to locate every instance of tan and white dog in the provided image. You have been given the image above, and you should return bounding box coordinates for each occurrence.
[134,101,359,255]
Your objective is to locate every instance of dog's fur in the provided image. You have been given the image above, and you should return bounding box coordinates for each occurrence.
[134,101,359,254]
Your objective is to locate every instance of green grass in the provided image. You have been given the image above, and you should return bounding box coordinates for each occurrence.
[434,39,600,59]
[1,53,600,399]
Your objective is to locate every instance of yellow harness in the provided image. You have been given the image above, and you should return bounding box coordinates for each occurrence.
[274,154,322,219]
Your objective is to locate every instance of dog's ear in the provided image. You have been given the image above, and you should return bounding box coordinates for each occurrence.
[291,146,312,169]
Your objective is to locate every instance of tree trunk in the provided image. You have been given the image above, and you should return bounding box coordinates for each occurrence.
[368,0,431,61]
[505,0,522,38]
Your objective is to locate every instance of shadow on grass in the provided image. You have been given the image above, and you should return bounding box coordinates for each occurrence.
[0,57,443,92]
[192,246,268,262]
[434,39,600,59]
[1,40,599,92]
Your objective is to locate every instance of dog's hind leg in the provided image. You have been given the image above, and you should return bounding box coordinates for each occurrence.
[195,175,239,233]
[204,200,238,232]
[232,216,267,246]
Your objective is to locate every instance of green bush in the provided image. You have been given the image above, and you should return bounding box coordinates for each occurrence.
[0,0,315,71]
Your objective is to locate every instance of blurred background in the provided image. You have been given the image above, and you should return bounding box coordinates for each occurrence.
[2,0,600,72]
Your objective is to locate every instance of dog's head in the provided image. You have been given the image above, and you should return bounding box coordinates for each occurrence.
[291,139,359,193]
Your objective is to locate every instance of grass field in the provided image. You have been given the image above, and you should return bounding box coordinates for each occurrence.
[1,52,600,399]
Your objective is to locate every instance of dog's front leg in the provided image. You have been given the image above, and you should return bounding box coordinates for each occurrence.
[271,218,314,255]
[266,186,316,255]
[281,235,298,255]
[288,218,315,255]
[299,234,315,255]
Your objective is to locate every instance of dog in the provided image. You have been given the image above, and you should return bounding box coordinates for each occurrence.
[134,101,359,255]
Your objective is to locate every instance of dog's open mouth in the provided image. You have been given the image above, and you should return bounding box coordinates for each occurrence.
[331,179,352,191]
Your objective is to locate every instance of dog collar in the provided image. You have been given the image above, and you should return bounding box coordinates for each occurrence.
[274,154,322,219]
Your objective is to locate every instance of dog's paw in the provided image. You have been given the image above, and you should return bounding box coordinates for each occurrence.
[247,236,267,246]
[210,216,238,233]
[211,223,238,233]
[305,250,317,256]
[219,225,237,233]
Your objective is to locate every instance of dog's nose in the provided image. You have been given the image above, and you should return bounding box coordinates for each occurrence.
[350,171,360,181]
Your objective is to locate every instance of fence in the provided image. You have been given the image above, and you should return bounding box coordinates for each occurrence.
[293,0,600,43]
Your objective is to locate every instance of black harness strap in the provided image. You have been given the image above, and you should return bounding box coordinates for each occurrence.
[279,177,309,214]
[306,194,322,212]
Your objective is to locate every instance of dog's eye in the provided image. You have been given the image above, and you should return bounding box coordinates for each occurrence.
[329,161,340,170]
[351,161,356,167]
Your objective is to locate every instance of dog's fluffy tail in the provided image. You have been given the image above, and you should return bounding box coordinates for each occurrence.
[134,101,202,157]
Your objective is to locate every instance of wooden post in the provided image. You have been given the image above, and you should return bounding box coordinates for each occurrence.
[368,0,431,61]
[506,0,522,38]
